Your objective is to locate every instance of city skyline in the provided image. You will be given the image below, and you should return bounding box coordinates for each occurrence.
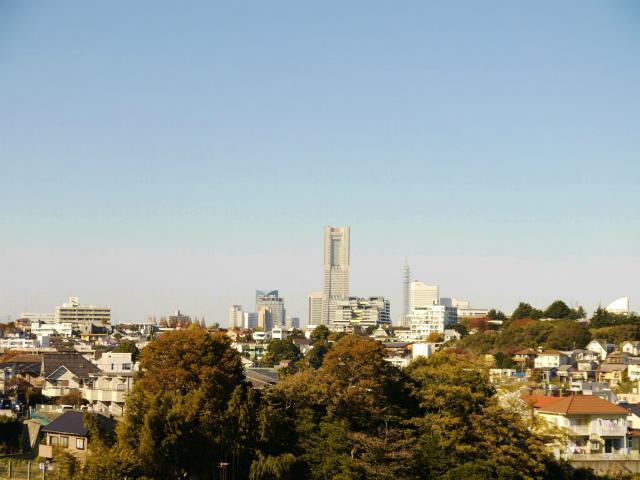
[1,1,638,323]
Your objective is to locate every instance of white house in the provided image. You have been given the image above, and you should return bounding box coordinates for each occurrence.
[622,341,640,356]
[586,340,615,361]
[534,351,570,369]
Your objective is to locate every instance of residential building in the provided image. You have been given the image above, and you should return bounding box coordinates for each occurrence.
[410,281,439,309]
[412,342,438,360]
[308,292,323,326]
[55,297,111,326]
[622,341,640,356]
[532,395,629,457]
[40,412,116,459]
[228,305,244,329]
[0,337,39,351]
[586,339,616,361]
[457,307,490,318]
[321,226,350,326]
[31,322,73,338]
[90,351,134,373]
[256,291,285,327]
[20,312,55,324]
[82,371,134,416]
[41,353,100,398]
[597,364,628,386]
[383,342,413,368]
[332,296,391,331]
[167,310,191,327]
[534,351,571,369]
[408,305,457,340]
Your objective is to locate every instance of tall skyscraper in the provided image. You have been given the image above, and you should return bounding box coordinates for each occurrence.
[400,261,411,326]
[228,305,244,329]
[321,226,350,325]
[308,292,323,326]
[257,306,273,331]
[410,281,439,309]
[256,290,285,327]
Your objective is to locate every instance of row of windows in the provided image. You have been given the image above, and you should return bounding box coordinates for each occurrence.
[48,435,85,450]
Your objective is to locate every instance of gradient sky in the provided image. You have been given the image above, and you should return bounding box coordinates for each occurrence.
[1,1,639,324]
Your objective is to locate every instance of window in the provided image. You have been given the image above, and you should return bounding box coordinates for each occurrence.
[76,438,85,450]
[60,436,69,448]
[50,436,59,446]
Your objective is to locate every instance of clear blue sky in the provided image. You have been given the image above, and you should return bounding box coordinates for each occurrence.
[1,1,638,324]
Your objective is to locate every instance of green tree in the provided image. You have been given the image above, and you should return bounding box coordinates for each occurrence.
[546,321,591,350]
[487,309,507,320]
[544,300,572,319]
[511,302,544,320]
[309,325,330,345]
[263,339,302,366]
[493,351,515,369]
[305,340,331,369]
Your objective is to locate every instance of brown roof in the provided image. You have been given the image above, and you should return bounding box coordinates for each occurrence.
[43,353,100,378]
[521,395,565,409]
[7,354,43,363]
[538,395,628,415]
[514,349,537,355]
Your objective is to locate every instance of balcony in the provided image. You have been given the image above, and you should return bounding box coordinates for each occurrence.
[596,425,627,437]
[42,386,77,397]
[81,388,127,403]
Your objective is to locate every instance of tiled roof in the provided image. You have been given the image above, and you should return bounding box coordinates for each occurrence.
[521,395,565,409]
[598,364,627,373]
[6,354,43,363]
[538,395,629,415]
[43,353,100,378]
[43,411,115,436]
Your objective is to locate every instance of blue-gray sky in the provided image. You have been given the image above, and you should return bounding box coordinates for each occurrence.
[1,1,638,324]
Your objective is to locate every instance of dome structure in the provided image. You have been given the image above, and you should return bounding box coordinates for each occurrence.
[605,297,630,315]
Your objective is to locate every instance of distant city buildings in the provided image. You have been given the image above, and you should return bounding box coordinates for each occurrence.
[255,290,285,327]
[307,292,323,326]
[55,297,111,326]
[244,312,258,329]
[408,305,457,339]
[20,312,55,324]
[332,296,390,331]
[228,305,244,329]
[321,226,350,326]
[400,261,411,327]
[410,281,439,309]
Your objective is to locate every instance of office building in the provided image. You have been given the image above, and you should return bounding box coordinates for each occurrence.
[20,312,56,324]
[244,312,258,329]
[399,262,411,327]
[257,307,273,331]
[55,297,111,326]
[228,305,245,329]
[410,282,439,309]
[321,226,350,325]
[256,290,285,327]
[286,317,300,329]
[408,305,457,340]
[308,292,323,326]
[332,296,390,331]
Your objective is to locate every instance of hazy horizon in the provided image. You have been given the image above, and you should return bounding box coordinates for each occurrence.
[1,1,638,324]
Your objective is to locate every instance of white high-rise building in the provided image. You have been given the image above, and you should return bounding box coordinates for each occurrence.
[244,312,258,329]
[332,296,390,331]
[55,297,111,326]
[228,305,244,329]
[321,226,350,325]
[410,282,439,309]
[399,262,411,327]
[408,305,457,340]
[308,292,323,326]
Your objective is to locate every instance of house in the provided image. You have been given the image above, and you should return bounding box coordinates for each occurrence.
[0,354,43,390]
[557,365,579,383]
[383,342,413,368]
[41,353,100,398]
[573,349,600,362]
[596,364,628,386]
[534,351,570,369]
[81,371,134,416]
[513,349,538,367]
[39,411,116,459]
[443,329,461,342]
[628,362,640,381]
[89,351,134,373]
[586,340,616,361]
[292,338,312,355]
[622,341,640,356]
[534,395,629,457]
[244,368,279,389]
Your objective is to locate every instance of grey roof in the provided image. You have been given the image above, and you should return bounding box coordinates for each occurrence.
[43,353,100,379]
[598,364,628,373]
[621,403,640,418]
[245,368,279,388]
[42,411,115,437]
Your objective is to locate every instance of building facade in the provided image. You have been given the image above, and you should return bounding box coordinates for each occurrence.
[410,282,439,309]
[228,305,245,329]
[321,226,350,326]
[332,296,390,331]
[55,297,111,326]
[408,305,457,339]
[308,292,323,326]
[256,291,285,327]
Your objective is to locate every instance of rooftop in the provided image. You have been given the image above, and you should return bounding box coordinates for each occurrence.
[537,395,628,415]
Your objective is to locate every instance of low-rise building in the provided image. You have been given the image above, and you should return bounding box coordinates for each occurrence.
[40,411,116,460]
[534,351,570,369]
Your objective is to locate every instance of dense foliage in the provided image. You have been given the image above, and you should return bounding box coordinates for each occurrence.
[71,325,624,479]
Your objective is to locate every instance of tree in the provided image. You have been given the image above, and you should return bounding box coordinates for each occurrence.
[113,340,140,362]
[493,351,514,369]
[510,302,544,320]
[309,325,330,345]
[546,321,591,350]
[263,339,301,366]
[305,340,331,369]
[426,332,443,343]
[450,323,468,337]
[544,300,573,319]
[487,309,506,321]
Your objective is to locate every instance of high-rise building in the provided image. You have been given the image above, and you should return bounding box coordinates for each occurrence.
[332,296,390,331]
[55,297,111,326]
[308,292,323,326]
[228,305,244,329]
[321,226,350,325]
[408,305,457,340]
[286,316,300,329]
[400,261,411,327]
[257,307,273,331]
[410,281,439,309]
[256,290,285,327]
[244,312,258,329]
